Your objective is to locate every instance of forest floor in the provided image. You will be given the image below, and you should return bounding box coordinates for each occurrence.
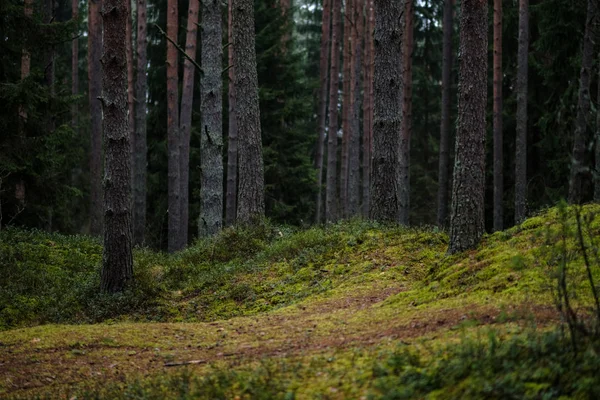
[1,205,599,399]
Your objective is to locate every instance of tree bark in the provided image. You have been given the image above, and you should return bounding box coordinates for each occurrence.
[347,0,363,217]
[71,0,78,127]
[126,0,135,174]
[369,0,403,222]
[326,0,342,222]
[234,0,265,223]
[596,51,600,202]
[180,0,200,243]
[20,0,33,128]
[362,0,374,217]
[167,0,181,251]
[515,0,528,223]
[315,0,331,224]
[133,0,148,246]
[100,0,134,293]
[448,0,487,254]
[568,0,596,205]
[492,0,503,231]
[436,0,453,228]
[226,0,238,226]
[399,0,412,225]
[340,0,353,218]
[89,0,104,236]
[200,0,223,236]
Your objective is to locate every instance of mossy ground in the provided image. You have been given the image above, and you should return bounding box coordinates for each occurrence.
[1,205,600,398]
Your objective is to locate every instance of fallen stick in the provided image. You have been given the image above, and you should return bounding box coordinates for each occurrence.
[164,359,207,367]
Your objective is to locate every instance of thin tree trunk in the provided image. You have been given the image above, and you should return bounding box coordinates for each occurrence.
[200,0,223,236]
[448,0,487,254]
[43,0,56,95]
[515,0,528,222]
[166,0,181,251]
[347,0,363,217]
[340,0,353,218]
[326,0,342,222]
[20,0,33,128]
[399,0,412,225]
[126,0,134,173]
[492,0,503,231]
[71,0,78,127]
[234,0,265,223]
[596,51,600,202]
[369,0,403,222]
[89,0,104,236]
[437,0,453,228]
[315,0,331,224]
[226,0,238,226]
[568,0,596,205]
[100,0,134,293]
[362,0,374,217]
[180,0,200,243]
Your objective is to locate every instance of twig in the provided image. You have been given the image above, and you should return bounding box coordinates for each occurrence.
[154,24,203,73]
[164,359,206,367]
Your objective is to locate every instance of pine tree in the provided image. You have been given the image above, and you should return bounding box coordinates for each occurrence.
[71,0,78,127]
[399,0,413,225]
[493,0,503,231]
[226,0,238,226]
[515,0,528,223]
[362,0,374,217]
[340,0,353,218]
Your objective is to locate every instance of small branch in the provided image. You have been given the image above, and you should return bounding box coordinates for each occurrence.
[164,359,206,367]
[222,64,233,75]
[154,24,203,73]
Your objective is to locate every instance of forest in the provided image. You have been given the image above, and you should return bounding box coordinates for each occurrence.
[2,0,600,398]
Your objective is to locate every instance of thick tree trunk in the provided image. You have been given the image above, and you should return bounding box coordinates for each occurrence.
[100,0,134,293]
[399,0,412,225]
[568,0,596,205]
[436,0,453,228]
[514,0,528,223]
[326,0,342,222]
[200,0,223,236]
[89,0,104,236]
[369,0,403,222]
[596,53,600,202]
[133,0,148,246]
[226,0,238,226]
[167,0,181,251]
[347,0,363,217]
[71,0,78,127]
[180,0,200,243]
[448,0,487,254]
[362,0,374,217]
[340,0,353,218]
[492,0,503,231]
[315,0,331,224]
[234,0,265,223]
[126,0,134,171]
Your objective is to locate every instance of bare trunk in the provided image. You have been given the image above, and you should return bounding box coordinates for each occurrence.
[399,0,412,225]
[180,0,200,243]
[326,0,342,222]
[340,0,353,218]
[437,0,453,228]
[226,0,238,226]
[315,0,331,224]
[568,0,596,205]
[167,0,181,252]
[515,0,528,222]
[234,0,265,223]
[100,0,134,293]
[126,0,135,174]
[362,0,374,217]
[20,0,33,128]
[89,0,104,236]
[71,0,78,127]
[43,0,56,96]
[200,0,224,236]
[369,0,403,222]
[492,0,503,231]
[448,0,487,254]
[596,52,600,202]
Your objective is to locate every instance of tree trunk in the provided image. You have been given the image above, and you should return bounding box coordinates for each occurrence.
[399,0,412,225]
[234,0,265,223]
[43,0,56,95]
[133,0,148,246]
[568,0,596,205]
[369,0,403,222]
[20,0,33,128]
[514,0,528,223]
[315,0,331,224]
[100,0,134,293]
[180,0,200,243]
[226,0,238,226]
[89,0,104,236]
[71,0,78,127]
[326,0,342,222]
[167,0,181,252]
[436,0,453,228]
[126,0,135,173]
[448,0,487,254]
[492,0,503,231]
[596,52,600,202]
[347,0,363,217]
[200,0,224,236]
[340,0,353,218]
[362,0,374,217]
